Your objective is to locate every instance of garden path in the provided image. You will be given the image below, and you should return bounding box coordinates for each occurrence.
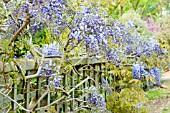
[147,70,170,113]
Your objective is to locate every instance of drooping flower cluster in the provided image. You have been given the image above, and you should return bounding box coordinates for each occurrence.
[132,64,142,79]
[132,64,151,79]
[54,76,62,87]
[41,41,62,56]
[86,86,106,111]
[150,67,161,85]
[68,7,167,66]
[4,0,67,37]
[132,64,161,85]
[39,59,62,87]
[40,59,56,77]
[69,7,108,54]
[3,1,167,66]
[101,78,112,92]
[49,75,62,88]
[105,19,167,65]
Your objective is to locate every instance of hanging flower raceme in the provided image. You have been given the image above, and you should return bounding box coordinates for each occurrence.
[69,7,108,54]
[132,64,161,85]
[86,86,106,111]
[150,67,161,85]
[4,0,67,37]
[41,41,62,56]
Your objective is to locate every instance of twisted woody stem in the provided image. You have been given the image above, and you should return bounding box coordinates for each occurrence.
[8,13,30,46]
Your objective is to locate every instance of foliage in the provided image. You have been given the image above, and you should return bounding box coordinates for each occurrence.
[107,87,147,113]
[156,15,170,49]
[119,10,152,39]
[104,64,148,112]
[0,0,169,112]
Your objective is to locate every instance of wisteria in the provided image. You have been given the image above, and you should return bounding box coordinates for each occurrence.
[86,86,106,111]
[54,76,62,87]
[2,1,167,66]
[39,60,62,87]
[3,0,68,37]
[0,0,169,112]
[69,7,108,54]
[132,64,142,79]
[132,64,161,85]
[41,41,62,56]
[67,6,168,66]
[150,67,161,85]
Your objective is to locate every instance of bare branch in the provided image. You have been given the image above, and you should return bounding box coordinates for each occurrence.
[0,92,32,112]
[26,55,44,79]
[8,13,30,46]
[29,91,48,110]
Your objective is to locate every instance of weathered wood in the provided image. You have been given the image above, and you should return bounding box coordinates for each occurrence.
[11,83,17,110]
[0,57,107,73]
[0,56,111,113]
[46,78,50,106]
[25,79,30,112]
[95,64,99,87]
[76,66,81,108]
[0,59,36,73]
[82,66,86,106]
[70,70,74,111]
[1,94,24,103]
[37,77,41,108]
[63,73,68,112]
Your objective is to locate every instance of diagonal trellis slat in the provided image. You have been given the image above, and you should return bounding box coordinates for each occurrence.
[0,56,111,112]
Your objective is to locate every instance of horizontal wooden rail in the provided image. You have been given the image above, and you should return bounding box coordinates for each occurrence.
[0,56,107,73]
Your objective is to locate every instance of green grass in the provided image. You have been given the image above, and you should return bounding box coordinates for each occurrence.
[162,108,170,113]
[146,89,166,100]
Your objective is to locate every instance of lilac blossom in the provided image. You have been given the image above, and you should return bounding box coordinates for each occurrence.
[146,18,161,32]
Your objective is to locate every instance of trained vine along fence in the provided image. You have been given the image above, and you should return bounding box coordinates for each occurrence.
[0,56,114,113]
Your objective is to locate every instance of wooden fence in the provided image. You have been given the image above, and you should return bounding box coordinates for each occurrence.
[0,56,114,113]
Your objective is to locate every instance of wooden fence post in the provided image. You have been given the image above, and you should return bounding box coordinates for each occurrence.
[70,70,74,111]
[76,66,81,108]
[25,79,30,113]
[63,73,68,112]
[47,78,50,106]
[37,77,41,108]
[11,83,17,111]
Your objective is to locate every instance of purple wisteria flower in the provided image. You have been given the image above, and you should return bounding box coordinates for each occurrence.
[132,64,141,79]
[4,0,67,36]
[69,7,108,54]
[41,41,62,56]
[86,86,106,111]
[132,64,150,79]
[132,64,161,85]
[135,103,143,110]
[54,76,62,87]
[150,67,161,85]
